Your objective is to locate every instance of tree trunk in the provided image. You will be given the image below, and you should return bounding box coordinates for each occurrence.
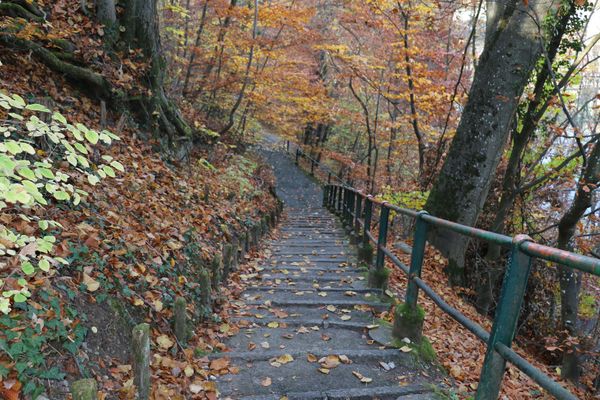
[219,0,258,135]
[475,2,576,313]
[557,142,600,382]
[96,0,117,45]
[424,0,556,286]
[182,0,209,96]
[119,0,192,144]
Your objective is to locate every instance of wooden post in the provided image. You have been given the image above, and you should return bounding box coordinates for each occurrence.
[100,100,107,129]
[211,254,222,291]
[198,268,212,320]
[222,244,233,281]
[132,323,150,400]
[174,297,187,345]
[231,237,239,270]
[71,378,98,400]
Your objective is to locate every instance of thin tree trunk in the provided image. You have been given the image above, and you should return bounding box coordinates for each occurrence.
[557,141,600,382]
[219,0,258,135]
[401,10,425,183]
[182,0,209,96]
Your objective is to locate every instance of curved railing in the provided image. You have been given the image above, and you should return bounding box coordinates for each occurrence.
[286,140,600,400]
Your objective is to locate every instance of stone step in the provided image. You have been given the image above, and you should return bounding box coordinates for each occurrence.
[232,386,437,400]
[216,350,434,399]
[236,304,385,325]
[258,272,364,283]
[222,326,380,355]
[241,289,381,304]
[252,278,370,291]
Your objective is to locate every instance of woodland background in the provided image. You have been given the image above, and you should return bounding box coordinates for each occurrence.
[0,0,599,398]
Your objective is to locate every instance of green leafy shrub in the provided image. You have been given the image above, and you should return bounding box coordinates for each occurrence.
[0,92,122,314]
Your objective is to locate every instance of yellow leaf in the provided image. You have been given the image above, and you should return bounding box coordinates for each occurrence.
[184,365,194,377]
[156,334,174,350]
[267,321,279,328]
[82,273,100,292]
[153,299,163,312]
[275,354,294,364]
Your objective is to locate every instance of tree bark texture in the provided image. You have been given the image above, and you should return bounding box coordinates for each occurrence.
[425,0,557,286]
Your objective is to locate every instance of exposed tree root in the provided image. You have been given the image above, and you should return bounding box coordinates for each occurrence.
[0,34,112,99]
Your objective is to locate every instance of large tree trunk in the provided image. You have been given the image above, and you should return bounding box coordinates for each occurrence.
[119,0,192,144]
[557,142,600,382]
[424,0,556,286]
[475,2,576,314]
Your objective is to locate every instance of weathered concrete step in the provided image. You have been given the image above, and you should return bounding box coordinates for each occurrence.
[242,289,381,304]
[231,317,375,331]
[268,254,353,260]
[265,258,355,266]
[234,386,436,400]
[254,278,370,291]
[268,241,349,247]
[216,353,433,399]
[271,250,349,256]
[211,348,410,362]
[258,268,359,278]
[237,304,383,325]
[245,299,388,310]
[243,286,381,294]
[279,234,348,240]
[259,272,364,282]
[257,265,361,273]
[222,326,379,354]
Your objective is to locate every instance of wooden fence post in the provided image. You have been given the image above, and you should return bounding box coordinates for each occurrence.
[174,297,187,345]
[71,378,98,400]
[132,323,150,400]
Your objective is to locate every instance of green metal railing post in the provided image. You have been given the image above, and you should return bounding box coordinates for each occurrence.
[295,148,299,164]
[405,211,429,308]
[354,194,362,235]
[328,173,332,184]
[374,205,390,272]
[286,140,290,153]
[346,190,355,228]
[323,185,328,207]
[362,197,373,245]
[342,188,349,221]
[310,159,315,175]
[337,185,343,214]
[476,235,533,400]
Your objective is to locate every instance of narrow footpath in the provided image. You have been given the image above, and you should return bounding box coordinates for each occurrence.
[214,136,440,399]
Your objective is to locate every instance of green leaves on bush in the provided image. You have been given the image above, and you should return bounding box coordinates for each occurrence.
[0,92,123,313]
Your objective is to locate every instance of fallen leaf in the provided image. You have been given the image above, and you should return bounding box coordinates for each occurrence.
[156,334,174,350]
[261,377,272,387]
[319,355,341,369]
[275,354,294,364]
[352,371,373,383]
[399,346,412,353]
[82,273,100,292]
[210,358,230,371]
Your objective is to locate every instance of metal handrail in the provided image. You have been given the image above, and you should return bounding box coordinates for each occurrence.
[285,142,599,399]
